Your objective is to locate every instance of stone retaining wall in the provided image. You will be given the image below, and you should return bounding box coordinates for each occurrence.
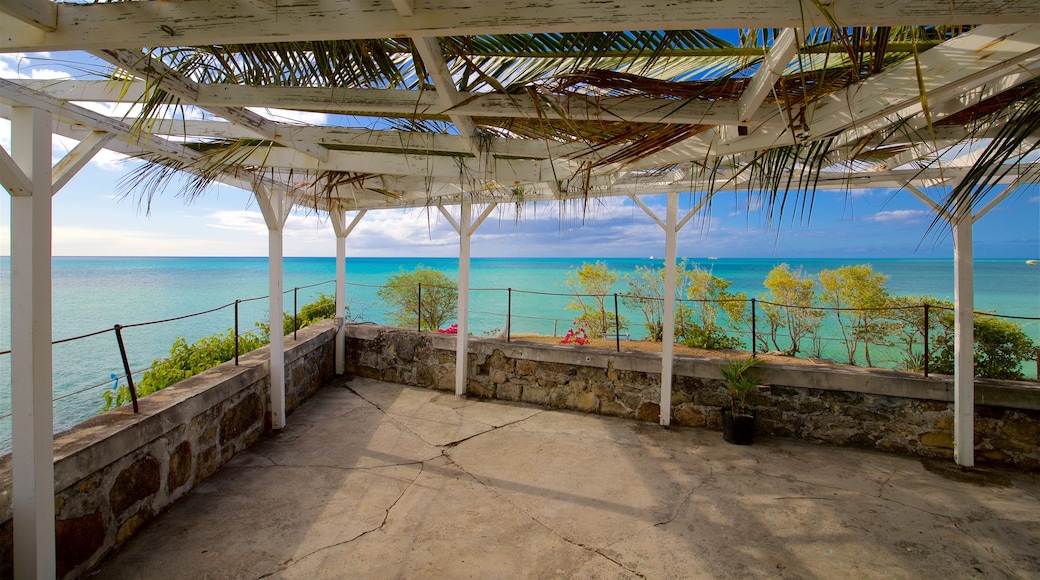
[0,322,337,579]
[345,324,1040,470]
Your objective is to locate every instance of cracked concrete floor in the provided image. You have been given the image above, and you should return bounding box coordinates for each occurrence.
[95,377,1040,579]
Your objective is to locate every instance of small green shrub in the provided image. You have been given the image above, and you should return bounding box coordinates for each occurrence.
[680,321,742,350]
[932,313,1036,380]
[103,328,266,411]
[102,294,339,411]
[283,292,340,335]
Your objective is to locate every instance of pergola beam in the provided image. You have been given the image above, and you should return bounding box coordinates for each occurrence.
[94,49,330,162]
[737,28,798,123]
[4,0,1039,53]
[0,0,56,31]
[720,24,1040,154]
[411,36,483,156]
[51,131,114,194]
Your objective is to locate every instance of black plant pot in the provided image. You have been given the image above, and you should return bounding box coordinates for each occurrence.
[722,410,755,445]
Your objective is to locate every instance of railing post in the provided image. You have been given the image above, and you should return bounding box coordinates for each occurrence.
[751,298,757,356]
[113,325,139,413]
[507,288,512,342]
[553,319,558,337]
[923,303,930,377]
[234,300,240,366]
[417,283,422,331]
[293,287,298,340]
[614,293,621,352]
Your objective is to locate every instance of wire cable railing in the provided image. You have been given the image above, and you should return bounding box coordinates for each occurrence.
[344,281,1040,380]
[0,280,336,422]
[1,276,1036,444]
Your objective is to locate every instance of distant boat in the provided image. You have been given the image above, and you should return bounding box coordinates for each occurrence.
[1028,260,1039,266]
[649,255,654,260]
[708,256,718,260]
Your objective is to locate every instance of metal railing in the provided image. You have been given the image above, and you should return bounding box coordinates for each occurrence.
[0,279,335,420]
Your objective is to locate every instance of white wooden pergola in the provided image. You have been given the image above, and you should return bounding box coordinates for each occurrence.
[2,2,1040,577]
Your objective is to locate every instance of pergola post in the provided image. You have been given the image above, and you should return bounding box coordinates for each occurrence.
[254,185,291,429]
[330,209,366,375]
[334,211,347,374]
[952,207,975,466]
[455,199,473,397]
[7,106,56,580]
[660,193,678,425]
[439,200,496,397]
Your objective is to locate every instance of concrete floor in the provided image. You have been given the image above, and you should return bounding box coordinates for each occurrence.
[95,377,1040,579]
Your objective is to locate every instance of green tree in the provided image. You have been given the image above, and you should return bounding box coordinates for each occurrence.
[565,262,625,338]
[377,266,458,331]
[818,265,892,366]
[932,313,1036,379]
[622,265,665,341]
[678,265,745,350]
[887,294,950,371]
[759,264,823,355]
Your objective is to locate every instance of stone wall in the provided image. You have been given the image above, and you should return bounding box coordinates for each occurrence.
[0,322,337,579]
[345,324,1040,470]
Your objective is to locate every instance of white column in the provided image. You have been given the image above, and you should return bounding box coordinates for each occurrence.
[660,193,678,426]
[952,211,975,466]
[334,211,347,374]
[9,106,56,579]
[455,200,472,397]
[255,186,288,429]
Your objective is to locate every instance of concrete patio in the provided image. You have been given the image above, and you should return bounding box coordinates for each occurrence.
[94,377,1040,579]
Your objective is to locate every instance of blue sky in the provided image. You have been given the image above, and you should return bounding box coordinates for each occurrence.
[1,52,1038,259]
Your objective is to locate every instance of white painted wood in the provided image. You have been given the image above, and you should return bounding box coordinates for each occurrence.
[411,36,482,156]
[95,49,330,162]
[975,174,1030,219]
[0,0,55,31]
[904,184,953,221]
[438,205,461,233]
[390,0,414,17]
[9,105,56,580]
[4,0,1036,52]
[737,28,798,123]
[676,194,715,232]
[331,210,348,375]
[627,194,665,229]
[723,25,1040,154]
[254,184,286,429]
[661,192,678,426]
[0,77,201,160]
[471,202,498,232]
[0,144,32,196]
[50,131,113,194]
[952,207,975,467]
[227,146,549,182]
[189,84,784,127]
[10,78,148,102]
[455,199,472,397]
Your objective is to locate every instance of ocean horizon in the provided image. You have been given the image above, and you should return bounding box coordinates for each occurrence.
[1,255,1038,453]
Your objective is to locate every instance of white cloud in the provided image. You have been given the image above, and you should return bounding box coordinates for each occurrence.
[867,209,930,224]
[0,52,65,80]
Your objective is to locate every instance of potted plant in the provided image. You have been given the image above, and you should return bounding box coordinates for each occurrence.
[719,355,763,445]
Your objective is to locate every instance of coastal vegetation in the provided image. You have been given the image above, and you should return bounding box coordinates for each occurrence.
[564,261,1037,379]
[377,266,459,331]
[103,294,341,411]
[565,262,625,338]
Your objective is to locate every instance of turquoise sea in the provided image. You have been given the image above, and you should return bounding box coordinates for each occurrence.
[0,256,1038,453]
